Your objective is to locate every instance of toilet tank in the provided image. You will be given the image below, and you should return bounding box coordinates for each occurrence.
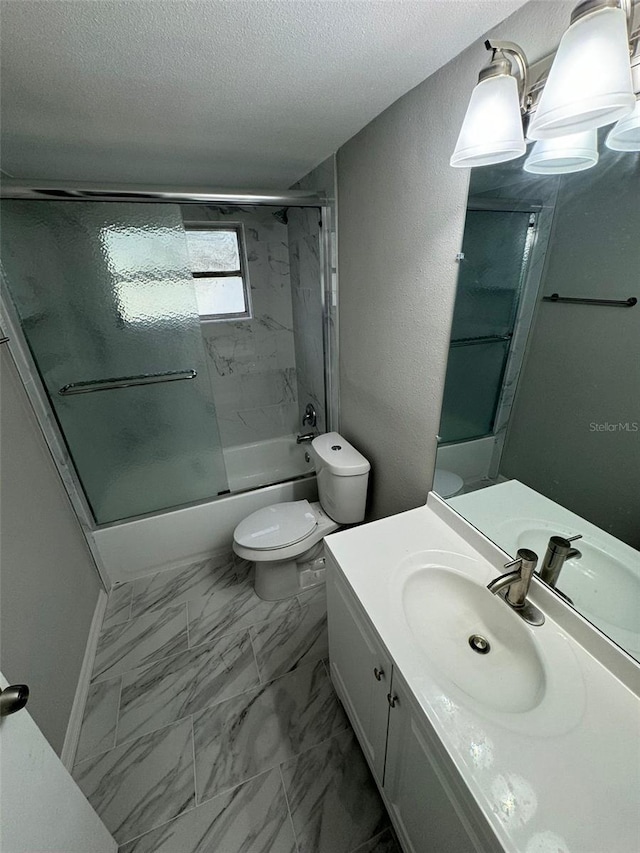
[310,432,370,524]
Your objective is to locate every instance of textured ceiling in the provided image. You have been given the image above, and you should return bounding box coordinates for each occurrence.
[0,0,528,187]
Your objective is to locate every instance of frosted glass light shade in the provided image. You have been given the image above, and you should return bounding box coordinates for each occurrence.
[528,6,635,140]
[524,129,599,173]
[450,74,525,167]
[605,99,640,151]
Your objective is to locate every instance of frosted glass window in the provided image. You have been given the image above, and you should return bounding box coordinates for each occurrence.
[185,226,250,321]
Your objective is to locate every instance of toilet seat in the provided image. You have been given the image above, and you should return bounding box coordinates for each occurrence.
[434,469,464,498]
[234,500,317,550]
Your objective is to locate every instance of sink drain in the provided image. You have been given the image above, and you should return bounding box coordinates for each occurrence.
[468,634,491,654]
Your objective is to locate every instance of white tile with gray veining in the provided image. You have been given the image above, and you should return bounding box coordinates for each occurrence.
[92,602,188,683]
[193,660,349,805]
[187,578,300,647]
[73,717,195,846]
[75,676,121,762]
[281,727,390,853]
[117,629,259,744]
[118,768,296,853]
[250,586,329,682]
[72,549,390,852]
[103,583,133,630]
[130,554,237,619]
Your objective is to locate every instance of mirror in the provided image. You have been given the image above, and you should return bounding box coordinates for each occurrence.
[435,137,640,661]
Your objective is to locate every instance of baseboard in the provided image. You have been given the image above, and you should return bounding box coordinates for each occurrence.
[61,589,108,771]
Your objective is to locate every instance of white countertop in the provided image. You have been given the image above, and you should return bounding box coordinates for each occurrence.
[325,495,640,853]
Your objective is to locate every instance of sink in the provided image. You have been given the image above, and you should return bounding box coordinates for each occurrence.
[513,527,640,633]
[402,561,546,714]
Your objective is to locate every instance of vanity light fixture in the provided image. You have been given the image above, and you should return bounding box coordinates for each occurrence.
[450,40,528,167]
[527,0,636,140]
[605,97,640,148]
[523,129,599,173]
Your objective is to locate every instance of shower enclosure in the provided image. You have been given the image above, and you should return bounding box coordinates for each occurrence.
[437,202,542,488]
[0,188,334,549]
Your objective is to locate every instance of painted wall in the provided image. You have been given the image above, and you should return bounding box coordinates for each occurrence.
[501,147,640,547]
[181,205,299,447]
[0,347,102,755]
[336,2,571,520]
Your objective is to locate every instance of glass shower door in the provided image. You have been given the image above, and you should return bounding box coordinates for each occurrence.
[439,209,534,443]
[1,201,228,523]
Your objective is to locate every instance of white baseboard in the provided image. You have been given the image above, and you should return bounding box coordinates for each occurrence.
[61,589,107,771]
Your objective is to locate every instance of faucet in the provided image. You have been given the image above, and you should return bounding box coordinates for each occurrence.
[296,433,315,444]
[302,403,317,428]
[538,535,582,588]
[487,548,545,626]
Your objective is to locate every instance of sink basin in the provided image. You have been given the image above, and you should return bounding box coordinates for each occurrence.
[513,527,640,634]
[402,564,546,714]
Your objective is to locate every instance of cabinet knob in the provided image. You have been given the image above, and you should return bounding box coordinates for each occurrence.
[373,667,384,681]
[387,692,398,708]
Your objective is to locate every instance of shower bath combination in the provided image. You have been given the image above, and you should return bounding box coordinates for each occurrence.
[0,188,337,577]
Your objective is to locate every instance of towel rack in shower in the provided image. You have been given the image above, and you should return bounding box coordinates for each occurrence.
[542,293,637,307]
[59,368,197,396]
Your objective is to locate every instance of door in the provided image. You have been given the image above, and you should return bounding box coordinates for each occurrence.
[326,559,391,782]
[0,672,116,853]
[383,671,497,853]
[440,209,536,443]
[0,200,228,524]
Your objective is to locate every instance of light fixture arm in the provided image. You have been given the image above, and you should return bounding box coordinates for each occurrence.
[482,40,529,113]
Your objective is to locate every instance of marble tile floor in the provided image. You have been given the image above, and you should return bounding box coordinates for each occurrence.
[73,551,399,853]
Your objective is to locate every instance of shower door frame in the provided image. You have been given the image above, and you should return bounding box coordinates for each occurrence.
[0,186,337,566]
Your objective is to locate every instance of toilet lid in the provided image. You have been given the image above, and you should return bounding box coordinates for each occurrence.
[234,500,317,550]
[434,469,464,498]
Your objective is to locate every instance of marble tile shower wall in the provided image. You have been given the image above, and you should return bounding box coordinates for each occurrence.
[181,205,299,446]
[291,155,339,432]
[288,207,326,432]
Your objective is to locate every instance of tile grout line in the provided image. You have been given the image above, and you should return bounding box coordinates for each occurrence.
[190,713,199,808]
[278,763,301,853]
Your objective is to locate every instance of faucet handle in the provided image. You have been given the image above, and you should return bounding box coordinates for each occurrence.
[566,534,582,542]
[503,548,538,572]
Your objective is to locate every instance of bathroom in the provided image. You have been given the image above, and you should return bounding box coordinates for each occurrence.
[1,1,638,852]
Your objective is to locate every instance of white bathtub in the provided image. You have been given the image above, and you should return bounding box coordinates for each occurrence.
[92,434,318,583]
[224,434,315,492]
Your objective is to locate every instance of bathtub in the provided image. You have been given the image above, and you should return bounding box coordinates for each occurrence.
[92,434,318,583]
[223,434,315,492]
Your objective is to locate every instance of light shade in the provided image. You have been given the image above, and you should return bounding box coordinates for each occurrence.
[524,129,599,173]
[450,74,526,167]
[528,6,635,140]
[605,98,640,151]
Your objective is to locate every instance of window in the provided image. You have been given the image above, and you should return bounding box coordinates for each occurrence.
[184,224,251,321]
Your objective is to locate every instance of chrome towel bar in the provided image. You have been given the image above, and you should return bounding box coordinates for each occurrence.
[542,294,636,307]
[59,369,197,396]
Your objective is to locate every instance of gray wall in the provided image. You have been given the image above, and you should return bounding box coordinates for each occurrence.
[501,149,640,547]
[0,348,102,755]
[336,2,571,520]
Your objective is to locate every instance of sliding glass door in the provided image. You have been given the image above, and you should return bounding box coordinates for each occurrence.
[1,201,228,523]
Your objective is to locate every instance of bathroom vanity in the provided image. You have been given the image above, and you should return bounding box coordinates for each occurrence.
[324,495,640,853]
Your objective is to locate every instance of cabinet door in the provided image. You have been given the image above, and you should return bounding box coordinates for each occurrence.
[384,673,494,853]
[326,559,392,783]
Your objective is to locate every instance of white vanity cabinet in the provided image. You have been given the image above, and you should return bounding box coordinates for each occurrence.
[327,554,500,853]
[326,560,392,782]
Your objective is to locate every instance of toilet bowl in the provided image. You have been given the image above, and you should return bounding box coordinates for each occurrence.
[233,432,370,600]
[433,468,464,498]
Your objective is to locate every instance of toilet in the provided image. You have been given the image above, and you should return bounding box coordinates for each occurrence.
[433,468,464,498]
[233,432,370,600]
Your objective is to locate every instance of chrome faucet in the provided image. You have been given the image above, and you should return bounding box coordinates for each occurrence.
[296,433,315,444]
[539,535,582,588]
[487,548,545,626]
